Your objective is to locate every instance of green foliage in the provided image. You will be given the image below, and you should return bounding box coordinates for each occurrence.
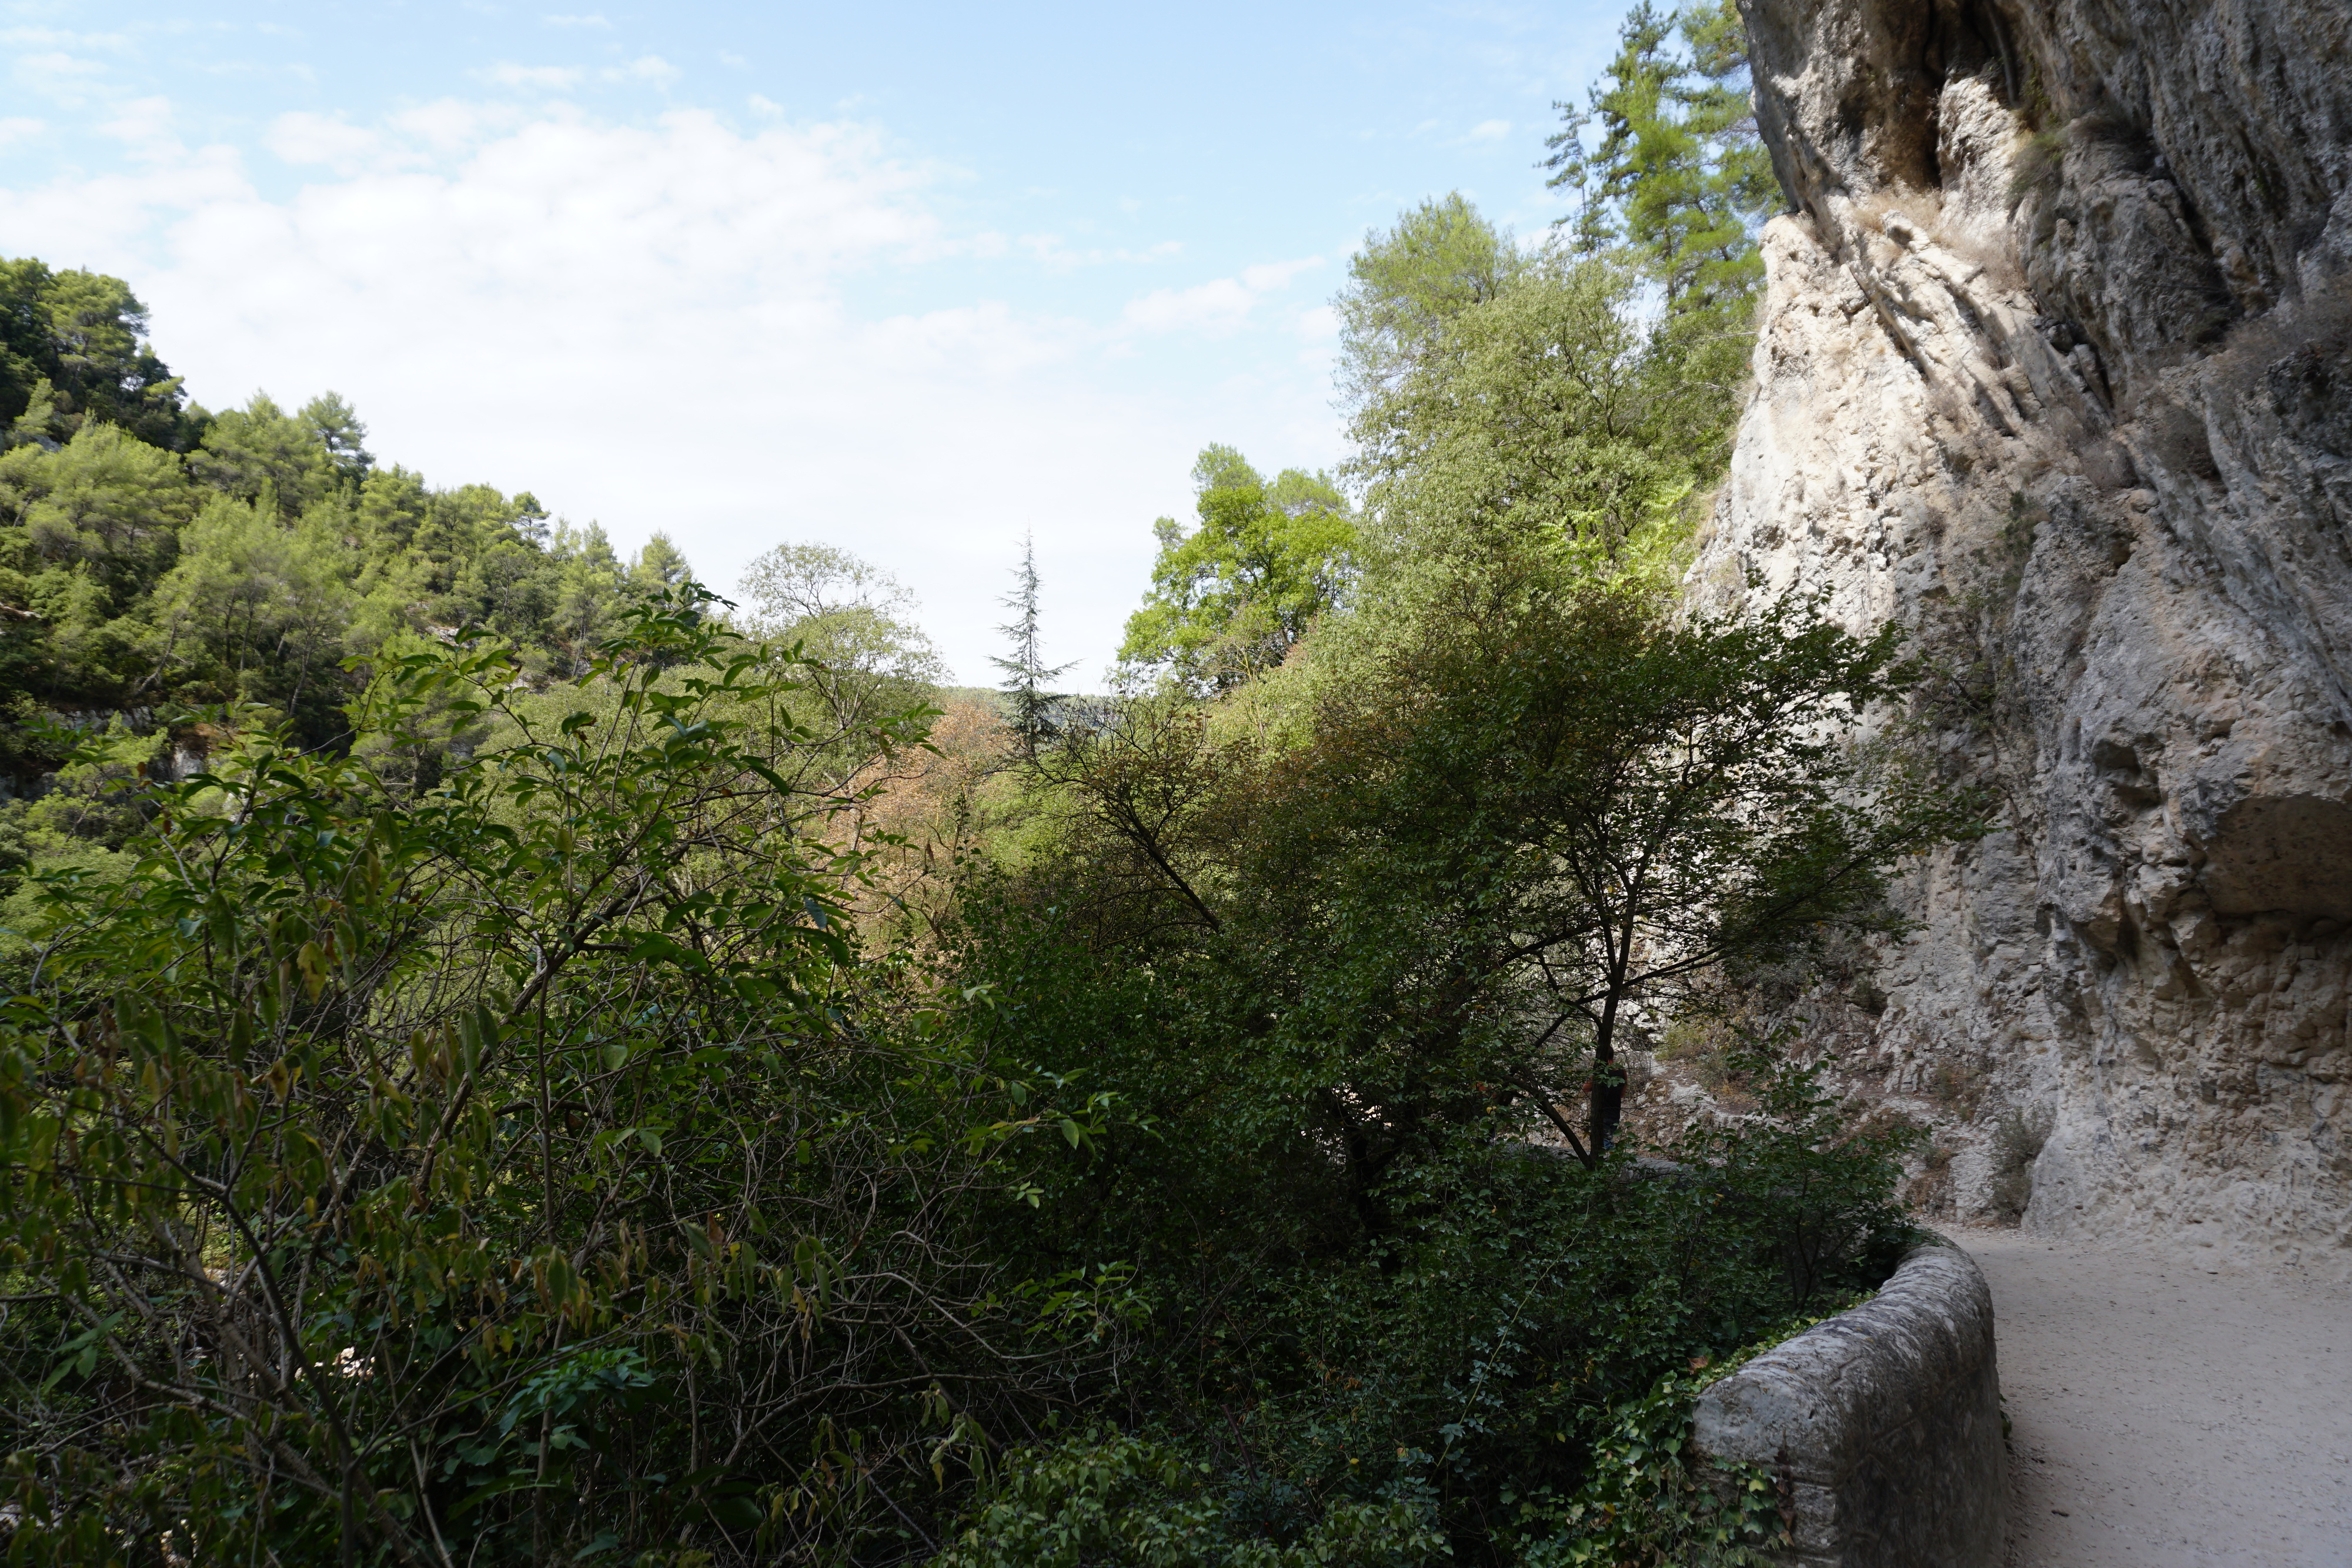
[1516,1312,1820,1568]
[736,541,948,744]
[1516,1053,1925,1565]
[0,593,1122,1566]
[1118,447,1354,694]
[0,420,195,594]
[189,392,353,516]
[947,557,1955,1559]
[1344,248,1726,576]
[1043,573,1978,1166]
[0,254,696,787]
[1987,1104,2053,1221]
[1544,0,1777,317]
[994,534,1076,757]
[931,1430,1442,1568]
[933,882,1919,1562]
[148,494,359,735]
[1335,194,1526,413]
[0,259,196,452]
[1515,0,1772,530]
[2007,128,2068,208]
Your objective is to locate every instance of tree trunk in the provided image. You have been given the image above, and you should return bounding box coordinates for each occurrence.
[1591,941,1631,1153]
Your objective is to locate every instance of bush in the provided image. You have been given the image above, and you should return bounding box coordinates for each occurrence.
[934,895,1916,1561]
[931,1430,1442,1568]
[0,594,1130,1566]
[1988,1105,2054,1221]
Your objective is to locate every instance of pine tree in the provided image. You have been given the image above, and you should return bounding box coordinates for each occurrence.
[992,533,1075,757]
[1541,0,1777,317]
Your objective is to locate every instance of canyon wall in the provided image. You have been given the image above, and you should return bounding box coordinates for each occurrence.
[1698,0,2352,1268]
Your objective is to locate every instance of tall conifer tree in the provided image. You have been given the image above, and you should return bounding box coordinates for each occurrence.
[993,532,1074,757]
[1542,0,1777,317]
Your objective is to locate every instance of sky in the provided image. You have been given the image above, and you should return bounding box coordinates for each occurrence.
[0,0,1631,683]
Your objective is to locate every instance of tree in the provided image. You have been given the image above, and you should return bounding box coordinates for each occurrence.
[5,378,64,450]
[1116,445,1354,694]
[0,420,195,600]
[1055,574,1976,1169]
[302,391,373,483]
[1333,193,1524,416]
[994,533,1074,757]
[188,393,342,519]
[1543,0,1778,318]
[0,259,195,451]
[0,250,713,842]
[1284,580,1975,1159]
[1346,249,1722,574]
[146,494,358,738]
[737,540,948,766]
[629,530,691,594]
[1334,186,1759,598]
[537,521,634,671]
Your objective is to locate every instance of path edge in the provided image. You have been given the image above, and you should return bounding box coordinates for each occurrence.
[1692,1239,2006,1567]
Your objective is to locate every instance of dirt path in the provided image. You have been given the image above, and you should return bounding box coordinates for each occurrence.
[1953,1228,2352,1566]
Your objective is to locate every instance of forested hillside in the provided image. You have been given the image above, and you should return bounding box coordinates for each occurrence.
[0,256,689,779]
[0,6,1976,1566]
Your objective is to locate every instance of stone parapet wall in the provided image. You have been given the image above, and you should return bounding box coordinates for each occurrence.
[1692,1241,2006,1568]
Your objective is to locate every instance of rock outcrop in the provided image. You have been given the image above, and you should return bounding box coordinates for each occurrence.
[1698,0,2352,1269]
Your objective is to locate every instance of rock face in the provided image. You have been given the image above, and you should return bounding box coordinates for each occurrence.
[1699,0,2352,1269]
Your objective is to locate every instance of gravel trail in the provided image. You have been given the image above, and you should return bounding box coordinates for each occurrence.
[1954,1228,2352,1566]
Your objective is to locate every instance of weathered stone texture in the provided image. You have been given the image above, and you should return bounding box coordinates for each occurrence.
[1692,1243,2006,1567]
[1700,0,2352,1270]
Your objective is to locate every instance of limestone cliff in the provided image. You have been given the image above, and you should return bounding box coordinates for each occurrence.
[1695,0,2352,1269]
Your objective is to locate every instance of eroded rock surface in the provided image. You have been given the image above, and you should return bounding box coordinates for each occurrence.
[1696,0,2352,1269]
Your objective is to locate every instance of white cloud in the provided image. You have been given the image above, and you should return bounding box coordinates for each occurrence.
[1021,234,1182,270]
[1122,256,1321,336]
[1,141,251,267]
[1241,257,1321,292]
[388,99,518,152]
[605,55,679,85]
[100,96,179,160]
[1468,118,1512,140]
[266,112,399,174]
[1,28,132,53]
[482,63,583,89]
[542,12,611,26]
[1123,277,1257,334]
[0,116,48,149]
[13,51,108,107]
[0,102,1321,681]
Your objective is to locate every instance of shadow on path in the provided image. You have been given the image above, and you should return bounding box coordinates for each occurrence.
[1955,1228,2352,1567]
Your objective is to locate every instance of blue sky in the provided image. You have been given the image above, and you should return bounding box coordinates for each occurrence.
[1,0,1631,681]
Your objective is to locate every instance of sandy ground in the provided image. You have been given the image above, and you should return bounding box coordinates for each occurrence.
[1953,1228,2352,1567]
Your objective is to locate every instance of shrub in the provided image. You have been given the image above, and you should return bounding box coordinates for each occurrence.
[0,594,1128,1566]
[1987,1105,2054,1221]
